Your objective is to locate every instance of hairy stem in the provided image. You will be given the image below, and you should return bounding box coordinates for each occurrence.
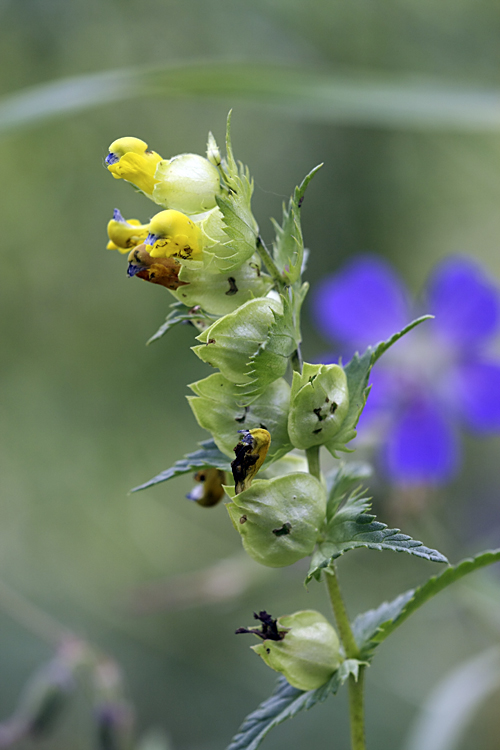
[325,567,366,750]
[348,667,366,750]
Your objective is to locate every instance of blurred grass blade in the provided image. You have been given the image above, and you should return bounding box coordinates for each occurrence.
[403,647,500,750]
[4,62,500,134]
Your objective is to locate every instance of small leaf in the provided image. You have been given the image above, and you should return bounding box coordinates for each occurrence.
[147,302,216,345]
[325,461,373,521]
[352,548,500,658]
[226,661,359,750]
[272,165,322,285]
[209,113,259,272]
[306,490,447,583]
[130,439,231,493]
[325,316,432,456]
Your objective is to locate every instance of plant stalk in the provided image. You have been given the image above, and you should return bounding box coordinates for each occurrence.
[325,567,366,750]
[256,234,283,286]
[306,445,321,481]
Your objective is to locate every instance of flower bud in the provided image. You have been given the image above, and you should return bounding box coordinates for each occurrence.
[186,468,226,507]
[237,610,341,691]
[145,210,202,260]
[226,473,326,567]
[288,363,349,450]
[231,429,271,493]
[106,209,149,253]
[192,297,282,384]
[106,137,162,196]
[206,132,221,167]
[152,154,221,215]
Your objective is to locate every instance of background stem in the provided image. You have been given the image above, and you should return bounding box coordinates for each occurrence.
[306,445,321,480]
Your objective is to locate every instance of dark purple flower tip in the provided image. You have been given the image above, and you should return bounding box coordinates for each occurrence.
[113,208,126,223]
[127,264,142,278]
[311,254,409,348]
[447,360,500,433]
[145,233,158,246]
[426,256,500,349]
[105,152,119,165]
[383,398,460,485]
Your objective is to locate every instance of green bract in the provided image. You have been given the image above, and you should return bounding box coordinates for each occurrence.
[252,610,341,691]
[288,363,349,450]
[192,297,283,385]
[226,473,326,567]
[152,153,221,215]
[174,257,273,315]
[188,374,292,463]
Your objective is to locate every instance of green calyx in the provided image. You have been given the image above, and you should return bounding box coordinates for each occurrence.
[288,363,349,450]
[188,374,292,464]
[226,473,326,567]
[251,610,341,691]
[192,297,284,385]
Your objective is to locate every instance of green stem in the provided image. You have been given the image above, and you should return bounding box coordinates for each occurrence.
[325,567,366,750]
[348,667,366,750]
[256,234,283,286]
[306,445,321,481]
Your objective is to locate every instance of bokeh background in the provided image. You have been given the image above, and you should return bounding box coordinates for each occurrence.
[1,1,500,748]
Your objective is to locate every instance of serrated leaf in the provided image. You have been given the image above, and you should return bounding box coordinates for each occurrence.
[240,293,298,400]
[130,439,231,493]
[352,548,500,659]
[325,316,432,456]
[147,303,216,345]
[188,374,292,463]
[209,113,259,272]
[226,660,359,750]
[306,490,447,582]
[325,461,373,522]
[272,165,322,285]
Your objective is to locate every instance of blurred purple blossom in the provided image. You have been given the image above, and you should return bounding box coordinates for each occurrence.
[312,255,500,485]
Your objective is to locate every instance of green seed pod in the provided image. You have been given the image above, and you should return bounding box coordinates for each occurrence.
[174,257,273,316]
[251,610,341,691]
[152,154,221,215]
[287,363,349,450]
[188,374,291,464]
[226,473,326,567]
[192,297,282,385]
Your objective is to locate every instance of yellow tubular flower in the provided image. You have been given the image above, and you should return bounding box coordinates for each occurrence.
[105,137,162,195]
[106,209,150,253]
[145,210,202,260]
[231,428,271,494]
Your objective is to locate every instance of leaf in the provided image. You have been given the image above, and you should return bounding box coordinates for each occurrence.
[7,64,500,135]
[352,548,500,658]
[306,490,447,583]
[130,439,231,493]
[188,374,292,463]
[146,303,216,345]
[272,165,322,285]
[209,114,259,272]
[325,461,373,521]
[226,660,361,750]
[325,316,432,456]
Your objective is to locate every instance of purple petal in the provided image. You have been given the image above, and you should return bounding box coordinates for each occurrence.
[382,399,460,484]
[426,256,499,349]
[447,360,500,432]
[312,255,409,348]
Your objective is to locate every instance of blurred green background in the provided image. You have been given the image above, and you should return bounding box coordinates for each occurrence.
[1,1,500,748]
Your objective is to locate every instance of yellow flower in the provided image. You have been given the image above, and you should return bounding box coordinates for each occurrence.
[106,137,162,196]
[106,209,150,254]
[146,210,202,260]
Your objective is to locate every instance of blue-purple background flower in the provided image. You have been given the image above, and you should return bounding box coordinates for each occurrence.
[312,255,500,485]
